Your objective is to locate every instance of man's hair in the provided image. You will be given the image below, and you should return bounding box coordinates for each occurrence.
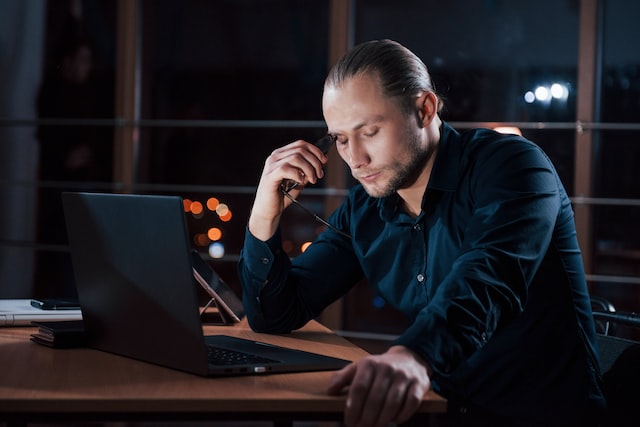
[324,39,442,114]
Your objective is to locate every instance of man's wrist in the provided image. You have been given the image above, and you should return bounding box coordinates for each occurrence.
[248,215,280,242]
[388,345,433,377]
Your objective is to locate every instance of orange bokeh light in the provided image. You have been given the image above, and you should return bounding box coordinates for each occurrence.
[301,242,312,252]
[194,233,210,246]
[208,227,222,241]
[219,211,232,222]
[190,201,204,215]
[183,199,192,212]
[207,197,219,211]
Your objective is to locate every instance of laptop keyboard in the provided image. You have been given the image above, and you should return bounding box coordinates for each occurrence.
[206,345,280,366]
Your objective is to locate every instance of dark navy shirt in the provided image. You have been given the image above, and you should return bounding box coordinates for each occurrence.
[239,122,605,422]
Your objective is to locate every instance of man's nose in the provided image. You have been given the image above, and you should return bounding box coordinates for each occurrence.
[346,139,370,169]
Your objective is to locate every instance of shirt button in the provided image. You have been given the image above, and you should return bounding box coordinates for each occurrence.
[417,274,425,283]
[481,332,488,342]
[260,257,270,264]
[413,224,422,231]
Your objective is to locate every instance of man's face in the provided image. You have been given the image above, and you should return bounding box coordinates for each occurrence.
[322,73,431,198]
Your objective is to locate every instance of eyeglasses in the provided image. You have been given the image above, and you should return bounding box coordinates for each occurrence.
[279,135,351,239]
[280,134,336,193]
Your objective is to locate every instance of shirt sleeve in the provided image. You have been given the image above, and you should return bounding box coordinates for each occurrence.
[395,136,565,377]
[238,203,363,333]
[237,227,296,332]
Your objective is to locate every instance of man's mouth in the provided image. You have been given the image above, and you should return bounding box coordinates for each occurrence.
[354,170,381,183]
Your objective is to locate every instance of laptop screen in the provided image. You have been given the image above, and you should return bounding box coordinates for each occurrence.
[63,192,212,375]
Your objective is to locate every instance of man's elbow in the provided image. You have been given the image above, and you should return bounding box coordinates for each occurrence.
[245,312,294,334]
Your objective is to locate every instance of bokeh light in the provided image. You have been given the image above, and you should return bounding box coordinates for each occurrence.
[194,233,209,246]
[207,197,219,211]
[209,242,225,259]
[190,201,204,215]
[219,211,232,222]
[208,227,222,241]
[215,203,229,217]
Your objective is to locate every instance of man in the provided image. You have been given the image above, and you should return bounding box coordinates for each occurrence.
[238,39,605,426]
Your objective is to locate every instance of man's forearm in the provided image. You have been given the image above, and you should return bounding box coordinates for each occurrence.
[247,212,281,242]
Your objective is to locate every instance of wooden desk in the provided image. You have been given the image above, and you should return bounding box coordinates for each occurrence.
[0,320,446,424]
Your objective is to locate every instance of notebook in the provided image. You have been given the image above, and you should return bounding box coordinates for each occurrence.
[61,192,350,376]
[0,299,82,326]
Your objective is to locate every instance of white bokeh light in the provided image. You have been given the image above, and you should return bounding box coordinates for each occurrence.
[534,86,550,102]
[550,83,569,100]
[208,242,225,259]
[524,91,536,103]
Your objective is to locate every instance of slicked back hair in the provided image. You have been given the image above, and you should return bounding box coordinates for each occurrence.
[324,39,442,115]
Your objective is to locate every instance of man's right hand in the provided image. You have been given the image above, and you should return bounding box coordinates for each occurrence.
[248,139,328,241]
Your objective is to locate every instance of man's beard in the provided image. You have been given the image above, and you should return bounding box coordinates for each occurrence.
[358,129,434,198]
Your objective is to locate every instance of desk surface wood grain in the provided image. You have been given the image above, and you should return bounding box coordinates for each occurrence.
[0,319,446,420]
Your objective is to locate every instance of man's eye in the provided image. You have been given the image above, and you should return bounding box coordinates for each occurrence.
[364,129,378,138]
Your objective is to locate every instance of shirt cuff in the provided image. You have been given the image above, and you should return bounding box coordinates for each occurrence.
[242,227,283,279]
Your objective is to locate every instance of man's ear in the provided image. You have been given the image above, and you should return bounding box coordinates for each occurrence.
[416,91,438,127]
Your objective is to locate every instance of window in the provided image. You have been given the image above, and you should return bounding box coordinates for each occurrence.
[0,0,638,332]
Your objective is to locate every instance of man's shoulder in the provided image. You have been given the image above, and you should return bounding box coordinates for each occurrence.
[458,127,533,150]
[451,126,547,167]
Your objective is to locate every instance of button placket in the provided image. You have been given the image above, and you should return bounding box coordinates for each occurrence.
[412,220,428,288]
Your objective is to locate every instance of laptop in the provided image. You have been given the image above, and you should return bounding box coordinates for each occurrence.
[0,299,82,326]
[61,192,350,376]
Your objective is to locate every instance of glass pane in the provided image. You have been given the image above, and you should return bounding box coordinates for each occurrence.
[355,0,579,123]
[523,129,575,194]
[141,0,330,121]
[601,0,640,124]
[2,0,332,299]
[32,2,117,298]
[138,1,332,273]
[0,1,116,298]
[592,0,640,288]
[138,126,328,186]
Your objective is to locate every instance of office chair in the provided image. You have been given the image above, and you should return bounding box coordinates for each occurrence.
[591,295,618,336]
[591,305,640,427]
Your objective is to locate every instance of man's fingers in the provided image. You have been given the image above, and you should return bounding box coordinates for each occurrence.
[326,362,356,395]
[373,378,408,426]
[344,364,374,427]
[267,140,327,186]
[395,379,429,424]
[357,371,394,427]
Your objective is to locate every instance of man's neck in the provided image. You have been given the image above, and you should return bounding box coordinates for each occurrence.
[396,149,437,219]
[396,116,442,219]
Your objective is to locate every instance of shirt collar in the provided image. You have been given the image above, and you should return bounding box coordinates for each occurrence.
[378,121,461,222]
[427,121,461,193]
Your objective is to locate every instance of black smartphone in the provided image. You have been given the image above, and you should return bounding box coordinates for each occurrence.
[30,298,81,310]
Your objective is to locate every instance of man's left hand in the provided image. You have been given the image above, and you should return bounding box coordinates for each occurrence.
[327,345,432,427]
